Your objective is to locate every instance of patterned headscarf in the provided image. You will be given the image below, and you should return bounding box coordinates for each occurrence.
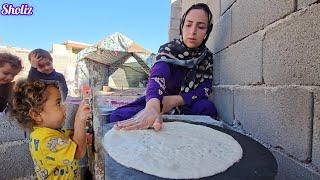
[155,3,214,93]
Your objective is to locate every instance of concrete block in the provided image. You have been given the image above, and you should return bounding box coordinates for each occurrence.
[217,31,263,85]
[0,140,34,179]
[182,0,208,14]
[213,53,220,85]
[221,0,236,15]
[206,0,221,24]
[297,0,319,9]
[234,86,312,161]
[170,6,182,19]
[169,29,180,41]
[272,149,320,180]
[15,174,36,179]
[0,121,25,143]
[207,8,232,54]
[264,3,320,86]
[231,0,295,43]
[169,18,181,31]
[211,85,235,125]
[0,114,8,124]
[313,88,320,168]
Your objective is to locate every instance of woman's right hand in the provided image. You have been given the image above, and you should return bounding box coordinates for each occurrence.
[114,98,163,131]
[114,107,163,131]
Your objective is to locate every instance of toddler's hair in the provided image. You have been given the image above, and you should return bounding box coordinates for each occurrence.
[28,49,53,62]
[0,53,22,70]
[8,79,58,130]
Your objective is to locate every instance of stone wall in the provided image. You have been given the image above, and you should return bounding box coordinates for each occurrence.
[170,0,320,179]
[0,115,34,179]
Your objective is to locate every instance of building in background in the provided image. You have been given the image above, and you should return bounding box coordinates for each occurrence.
[0,35,152,97]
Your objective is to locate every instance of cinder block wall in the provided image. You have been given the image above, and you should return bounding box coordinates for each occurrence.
[170,0,320,179]
[0,116,34,179]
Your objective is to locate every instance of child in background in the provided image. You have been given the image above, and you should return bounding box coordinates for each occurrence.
[28,49,68,100]
[8,79,91,179]
[0,53,22,114]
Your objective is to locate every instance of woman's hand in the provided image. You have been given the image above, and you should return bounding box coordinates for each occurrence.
[114,98,163,131]
[114,108,163,131]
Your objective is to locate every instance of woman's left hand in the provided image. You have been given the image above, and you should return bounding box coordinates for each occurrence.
[161,95,184,114]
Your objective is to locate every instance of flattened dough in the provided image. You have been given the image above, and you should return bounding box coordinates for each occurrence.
[103,122,242,179]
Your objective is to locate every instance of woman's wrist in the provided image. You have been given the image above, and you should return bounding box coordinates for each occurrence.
[145,98,161,113]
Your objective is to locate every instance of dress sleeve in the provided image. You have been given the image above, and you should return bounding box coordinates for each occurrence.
[145,62,171,102]
[180,79,212,106]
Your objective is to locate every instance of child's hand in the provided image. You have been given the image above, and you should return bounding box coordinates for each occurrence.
[29,52,42,68]
[75,100,92,122]
[73,100,92,159]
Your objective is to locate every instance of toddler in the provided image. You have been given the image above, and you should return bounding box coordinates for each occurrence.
[9,79,90,179]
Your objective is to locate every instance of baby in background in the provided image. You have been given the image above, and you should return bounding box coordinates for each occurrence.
[8,79,91,179]
[28,48,68,100]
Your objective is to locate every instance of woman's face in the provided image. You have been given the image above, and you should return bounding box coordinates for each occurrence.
[182,9,209,49]
[0,63,20,84]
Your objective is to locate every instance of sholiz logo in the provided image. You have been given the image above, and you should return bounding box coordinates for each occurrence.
[1,3,34,16]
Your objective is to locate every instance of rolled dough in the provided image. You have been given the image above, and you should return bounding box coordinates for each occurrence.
[103,122,242,179]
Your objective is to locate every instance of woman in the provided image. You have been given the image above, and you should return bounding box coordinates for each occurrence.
[111,3,217,130]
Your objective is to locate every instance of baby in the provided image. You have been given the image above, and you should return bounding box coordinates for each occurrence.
[28,49,68,100]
